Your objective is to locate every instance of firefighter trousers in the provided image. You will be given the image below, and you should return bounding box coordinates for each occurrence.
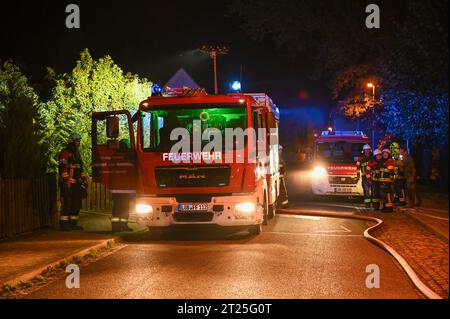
[394,179,407,206]
[112,194,131,232]
[379,183,394,212]
[60,183,82,230]
[362,177,372,207]
[371,182,380,210]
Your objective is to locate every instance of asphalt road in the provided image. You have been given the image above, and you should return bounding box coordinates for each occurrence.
[25,200,421,299]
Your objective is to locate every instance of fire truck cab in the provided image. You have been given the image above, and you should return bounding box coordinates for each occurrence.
[91,89,282,235]
[311,130,369,197]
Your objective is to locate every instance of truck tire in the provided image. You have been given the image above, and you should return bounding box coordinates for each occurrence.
[248,224,262,235]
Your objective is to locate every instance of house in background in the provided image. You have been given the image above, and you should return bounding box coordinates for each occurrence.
[164,68,200,90]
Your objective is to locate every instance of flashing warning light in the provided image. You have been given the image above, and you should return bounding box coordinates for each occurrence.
[231,81,241,92]
[152,84,162,96]
[367,83,374,88]
[327,126,333,132]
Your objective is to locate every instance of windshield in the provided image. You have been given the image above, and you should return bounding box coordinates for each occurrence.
[141,105,247,152]
[317,141,366,164]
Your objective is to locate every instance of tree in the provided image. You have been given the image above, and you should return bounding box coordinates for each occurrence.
[41,49,152,173]
[0,61,45,178]
[231,0,449,145]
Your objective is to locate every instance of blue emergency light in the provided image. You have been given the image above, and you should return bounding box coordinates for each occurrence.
[152,84,162,96]
[231,81,241,92]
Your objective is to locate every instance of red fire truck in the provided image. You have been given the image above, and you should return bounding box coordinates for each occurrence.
[311,130,369,197]
[91,89,282,235]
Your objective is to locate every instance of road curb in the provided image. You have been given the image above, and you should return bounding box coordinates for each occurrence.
[398,208,449,243]
[277,208,443,299]
[2,237,121,289]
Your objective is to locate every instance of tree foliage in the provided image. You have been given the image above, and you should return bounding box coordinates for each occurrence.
[1,50,152,177]
[231,0,449,145]
[0,61,45,178]
[41,49,151,172]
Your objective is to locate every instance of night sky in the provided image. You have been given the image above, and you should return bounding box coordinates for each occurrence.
[1,0,332,143]
[1,1,325,99]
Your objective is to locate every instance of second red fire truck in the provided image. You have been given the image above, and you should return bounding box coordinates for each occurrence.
[311,130,369,197]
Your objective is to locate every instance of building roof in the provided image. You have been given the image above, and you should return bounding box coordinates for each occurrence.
[164,68,200,89]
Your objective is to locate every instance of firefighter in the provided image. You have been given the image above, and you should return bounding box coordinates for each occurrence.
[356,144,372,208]
[402,148,422,208]
[393,145,407,206]
[366,149,382,210]
[378,148,395,212]
[59,133,87,231]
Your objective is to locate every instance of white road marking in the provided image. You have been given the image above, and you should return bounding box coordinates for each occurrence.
[281,214,321,221]
[266,231,360,237]
[315,225,352,234]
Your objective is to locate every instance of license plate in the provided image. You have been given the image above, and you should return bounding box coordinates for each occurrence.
[177,203,208,212]
[335,188,352,193]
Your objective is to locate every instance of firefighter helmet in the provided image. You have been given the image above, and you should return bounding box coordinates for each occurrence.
[69,133,82,142]
[390,142,400,149]
[373,149,382,156]
[363,144,372,151]
[382,148,391,155]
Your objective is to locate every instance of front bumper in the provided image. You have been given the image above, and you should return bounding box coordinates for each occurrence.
[311,175,363,196]
[132,192,264,227]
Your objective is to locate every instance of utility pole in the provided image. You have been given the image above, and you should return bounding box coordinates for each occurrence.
[200,45,229,94]
[367,83,376,149]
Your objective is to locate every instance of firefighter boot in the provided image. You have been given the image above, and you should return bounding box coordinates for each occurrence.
[70,215,84,230]
[372,199,380,211]
[111,217,122,232]
[60,215,71,231]
[382,193,394,213]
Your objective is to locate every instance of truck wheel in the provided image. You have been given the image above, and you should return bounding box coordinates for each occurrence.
[248,224,262,235]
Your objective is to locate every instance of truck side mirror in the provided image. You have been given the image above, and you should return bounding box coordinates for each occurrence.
[106,116,119,139]
[267,112,277,129]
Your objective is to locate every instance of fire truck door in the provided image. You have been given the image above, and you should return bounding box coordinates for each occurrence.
[91,111,136,193]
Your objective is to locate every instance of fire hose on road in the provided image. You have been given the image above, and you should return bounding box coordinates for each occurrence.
[277,208,442,299]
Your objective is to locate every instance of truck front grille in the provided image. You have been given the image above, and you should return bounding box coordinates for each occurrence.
[155,165,230,188]
[173,212,214,222]
[328,176,358,185]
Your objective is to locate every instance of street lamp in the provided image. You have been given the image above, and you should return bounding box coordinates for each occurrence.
[200,45,229,94]
[366,83,376,148]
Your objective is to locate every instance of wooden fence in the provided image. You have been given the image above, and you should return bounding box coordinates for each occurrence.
[82,177,113,212]
[0,174,57,238]
[0,175,113,238]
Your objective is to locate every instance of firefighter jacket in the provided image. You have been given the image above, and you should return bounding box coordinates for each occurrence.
[356,155,371,179]
[379,158,395,184]
[366,158,381,183]
[59,146,85,185]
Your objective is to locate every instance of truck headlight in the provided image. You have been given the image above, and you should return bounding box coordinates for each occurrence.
[136,204,153,214]
[235,202,256,214]
[312,166,327,177]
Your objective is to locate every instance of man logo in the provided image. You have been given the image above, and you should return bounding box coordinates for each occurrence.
[365,4,380,29]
